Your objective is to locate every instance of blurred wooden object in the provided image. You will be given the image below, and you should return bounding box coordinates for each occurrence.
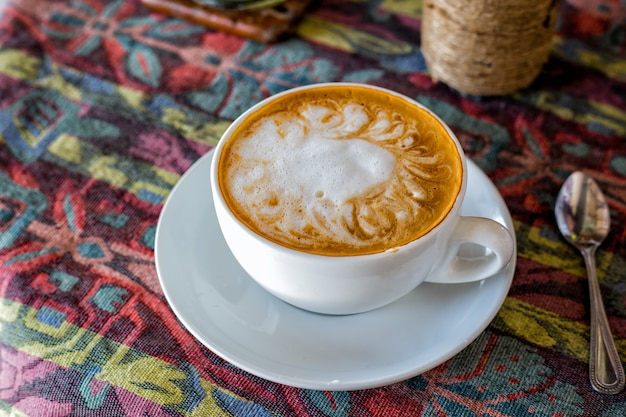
[141,0,315,43]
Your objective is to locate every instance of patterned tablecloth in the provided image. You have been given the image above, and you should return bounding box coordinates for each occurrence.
[1,0,626,415]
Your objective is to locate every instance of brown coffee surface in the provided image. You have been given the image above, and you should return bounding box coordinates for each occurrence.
[218,85,463,256]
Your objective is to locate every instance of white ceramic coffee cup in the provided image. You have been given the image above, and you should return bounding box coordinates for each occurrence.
[211,83,514,315]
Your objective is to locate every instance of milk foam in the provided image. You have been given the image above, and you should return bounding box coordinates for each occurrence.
[220,88,462,255]
[235,122,394,205]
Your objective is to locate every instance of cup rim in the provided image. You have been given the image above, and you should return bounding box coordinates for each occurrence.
[210,82,468,259]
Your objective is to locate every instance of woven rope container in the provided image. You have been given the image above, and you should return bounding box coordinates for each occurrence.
[421,0,560,96]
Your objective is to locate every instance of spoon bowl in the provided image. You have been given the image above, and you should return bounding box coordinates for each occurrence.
[555,171,625,395]
[556,172,610,247]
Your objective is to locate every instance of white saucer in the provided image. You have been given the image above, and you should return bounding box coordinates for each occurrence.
[155,150,516,391]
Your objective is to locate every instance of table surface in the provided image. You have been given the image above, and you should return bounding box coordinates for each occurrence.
[1,0,626,416]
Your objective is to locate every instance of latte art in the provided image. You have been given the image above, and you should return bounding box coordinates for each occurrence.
[218,85,463,256]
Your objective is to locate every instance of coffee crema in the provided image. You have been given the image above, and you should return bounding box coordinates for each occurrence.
[218,85,463,256]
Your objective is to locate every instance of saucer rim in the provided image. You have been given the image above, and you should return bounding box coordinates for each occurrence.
[155,150,516,391]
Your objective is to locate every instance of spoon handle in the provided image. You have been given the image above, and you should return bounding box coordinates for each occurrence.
[582,247,625,394]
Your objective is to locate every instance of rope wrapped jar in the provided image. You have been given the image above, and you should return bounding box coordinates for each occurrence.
[421,0,560,95]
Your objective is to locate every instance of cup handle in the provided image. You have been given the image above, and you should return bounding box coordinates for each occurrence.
[425,216,515,284]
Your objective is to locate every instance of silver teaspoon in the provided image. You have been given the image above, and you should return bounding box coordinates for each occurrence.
[555,171,625,394]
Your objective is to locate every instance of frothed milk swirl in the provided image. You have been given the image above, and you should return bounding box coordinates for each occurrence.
[218,85,463,256]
